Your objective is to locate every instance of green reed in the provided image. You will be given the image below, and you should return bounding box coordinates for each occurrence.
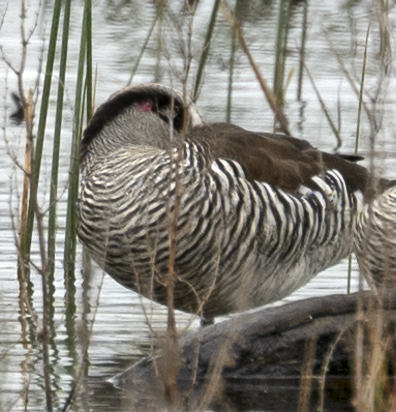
[19,0,61,270]
[47,0,71,296]
[64,0,93,280]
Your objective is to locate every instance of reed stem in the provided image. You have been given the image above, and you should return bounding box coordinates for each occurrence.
[63,0,92,279]
[20,0,62,268]
[274,0,291,107]
[193,0,221,101]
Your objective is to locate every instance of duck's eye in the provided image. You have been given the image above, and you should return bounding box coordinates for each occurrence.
[158,107,177,123]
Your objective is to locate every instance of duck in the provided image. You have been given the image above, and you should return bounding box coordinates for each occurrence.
[77,83,393,321]
[354,185,396,292]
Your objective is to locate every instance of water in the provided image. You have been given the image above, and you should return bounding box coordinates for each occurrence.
[1,0,396,411]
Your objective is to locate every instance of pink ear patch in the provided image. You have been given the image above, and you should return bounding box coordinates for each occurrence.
[135,101,153,112]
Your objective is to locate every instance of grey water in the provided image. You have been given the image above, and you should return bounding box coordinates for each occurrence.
[1,0,396,411]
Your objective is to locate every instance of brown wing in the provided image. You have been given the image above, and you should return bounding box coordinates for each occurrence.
[187,122,372,195]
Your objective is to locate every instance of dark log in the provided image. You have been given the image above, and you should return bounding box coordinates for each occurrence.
[111,291,396,411]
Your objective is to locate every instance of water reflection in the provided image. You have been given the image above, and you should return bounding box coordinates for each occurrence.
[1,0,396,410]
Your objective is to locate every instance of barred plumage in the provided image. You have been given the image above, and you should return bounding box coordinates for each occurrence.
[77,83,390,319]
[354,186,396,291]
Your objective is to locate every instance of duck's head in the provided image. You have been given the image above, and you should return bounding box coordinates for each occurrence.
[80,83,202,161]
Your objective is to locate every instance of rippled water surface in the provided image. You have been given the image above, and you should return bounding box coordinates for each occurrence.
[1,0,396,411]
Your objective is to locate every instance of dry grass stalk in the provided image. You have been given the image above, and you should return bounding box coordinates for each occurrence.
[220,0,290,136]
[303,61,342,150]
[297,337,317,412]
[325,31,378,134]
[297,0,308,101]
[166,95,179,345]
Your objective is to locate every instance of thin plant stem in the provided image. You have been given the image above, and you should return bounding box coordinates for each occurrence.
[47,0,71,282]
[166,97,178,344]
[347,254,353,294]
[355,25,370,154]
[226,10,237,123]
[154,0,165,84]
[304,61,342,149]
[64,0,92,278]
[21,0,62,265]
[354,295,364,410]
[85,0,93,120]
[181,0,197,98]
[221,1,290,135]
[62,4,92,409]
[317,328,347,412]
[44,5,73,394]
[274,0,291,107]
[127,14,158,86]
[297,0,308,101]
[297,337,316,412]
[325,31,377,132]
[347,25,370,295]
[193,0,221,101]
